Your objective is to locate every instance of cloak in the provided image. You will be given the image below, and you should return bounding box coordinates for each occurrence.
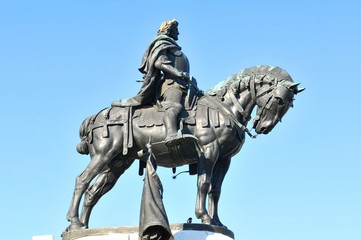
[139,151,173,240]
[134,35,181,105]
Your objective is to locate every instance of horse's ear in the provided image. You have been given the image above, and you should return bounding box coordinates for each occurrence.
[296,87,305,94]
[289,83,305,94]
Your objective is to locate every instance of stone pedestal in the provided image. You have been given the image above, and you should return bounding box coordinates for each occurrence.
[62,224,234,240]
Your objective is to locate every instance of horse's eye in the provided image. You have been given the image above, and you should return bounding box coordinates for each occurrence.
[276,97,285,106]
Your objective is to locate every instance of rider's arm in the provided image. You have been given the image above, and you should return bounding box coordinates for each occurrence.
[154,51,189,81]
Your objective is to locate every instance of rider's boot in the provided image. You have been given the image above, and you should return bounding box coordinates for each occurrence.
[163,102,182,145]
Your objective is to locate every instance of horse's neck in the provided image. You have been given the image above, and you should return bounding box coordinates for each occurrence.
[223,87,255,124]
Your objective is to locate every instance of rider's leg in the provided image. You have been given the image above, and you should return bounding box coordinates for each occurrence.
[162,87,183,142]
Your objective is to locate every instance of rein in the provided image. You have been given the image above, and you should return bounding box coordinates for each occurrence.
[204,73,280,139]
[227,87,251,122]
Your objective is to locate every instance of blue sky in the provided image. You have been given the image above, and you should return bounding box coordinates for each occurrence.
[0,1,360,240]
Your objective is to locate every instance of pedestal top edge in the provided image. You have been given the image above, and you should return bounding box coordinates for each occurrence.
[62,223,234,240]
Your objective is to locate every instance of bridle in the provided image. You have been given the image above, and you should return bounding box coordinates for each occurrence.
[250,73,295,128]
[205,73,294,139]
[232,73,294,137]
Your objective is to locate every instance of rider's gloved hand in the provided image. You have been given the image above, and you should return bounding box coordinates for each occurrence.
[180,71,190,82]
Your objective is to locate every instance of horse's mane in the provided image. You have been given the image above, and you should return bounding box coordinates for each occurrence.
[207,65,294,95]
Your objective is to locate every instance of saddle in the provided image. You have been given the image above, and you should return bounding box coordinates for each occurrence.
[133,77,201,128]
[86,79,202,153]
[86,80,233,175]
[133,103,196,128]
[129,81,204,176]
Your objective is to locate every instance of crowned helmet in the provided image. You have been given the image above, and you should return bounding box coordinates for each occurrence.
[157,19,178,35]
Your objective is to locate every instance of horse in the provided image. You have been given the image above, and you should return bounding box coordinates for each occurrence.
[65,65,304,231]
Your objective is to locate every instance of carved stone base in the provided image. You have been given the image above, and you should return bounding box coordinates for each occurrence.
[62,224,234,240]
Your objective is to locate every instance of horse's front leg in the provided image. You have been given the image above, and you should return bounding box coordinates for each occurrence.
[208,157,231,227]
[195,141,219,224]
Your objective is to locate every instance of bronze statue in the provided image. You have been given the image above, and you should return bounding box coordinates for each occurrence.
[65,64,304,232]
[112,19,190,144]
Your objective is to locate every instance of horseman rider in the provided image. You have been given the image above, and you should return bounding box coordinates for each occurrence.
[112,19,190,144]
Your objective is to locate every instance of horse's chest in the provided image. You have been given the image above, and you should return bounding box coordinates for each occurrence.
[217,125,244,157]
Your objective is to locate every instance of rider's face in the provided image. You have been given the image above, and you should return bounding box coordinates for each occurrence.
[168,26,179,40]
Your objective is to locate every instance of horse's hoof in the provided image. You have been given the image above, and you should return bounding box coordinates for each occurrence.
[212,218,227,228]
[201,218,212,225]
[65,222,86,232]
[216,223,228,229]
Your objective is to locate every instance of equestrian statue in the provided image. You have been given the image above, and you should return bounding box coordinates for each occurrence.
[65,19,304,233]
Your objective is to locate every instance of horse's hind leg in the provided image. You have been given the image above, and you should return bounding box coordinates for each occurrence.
[66,154,115,230]
[208,157,231,227]
[80,157,135,227]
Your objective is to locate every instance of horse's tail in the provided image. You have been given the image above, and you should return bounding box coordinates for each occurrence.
[76,116,92,155]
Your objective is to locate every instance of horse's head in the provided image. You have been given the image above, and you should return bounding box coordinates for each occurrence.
[207,65,304,137]
[250,67,304,134]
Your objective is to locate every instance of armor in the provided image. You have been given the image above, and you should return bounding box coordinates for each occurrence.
[153,46,190,143]
[156,48,190,97]
[112,19,190,144]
